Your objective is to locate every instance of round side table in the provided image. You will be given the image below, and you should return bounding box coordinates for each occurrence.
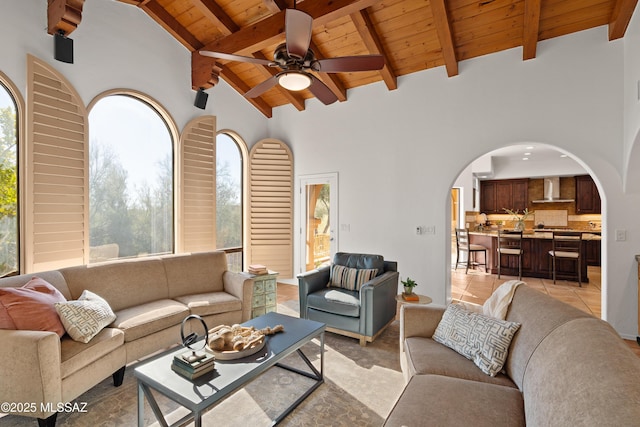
[395,294,432,305]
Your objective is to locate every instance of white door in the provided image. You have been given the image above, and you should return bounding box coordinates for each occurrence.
[298,173,338,273]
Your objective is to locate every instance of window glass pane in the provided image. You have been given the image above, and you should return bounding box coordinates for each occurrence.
[0,84,18,276]
[88,95,173,261]
[216,133,242,251]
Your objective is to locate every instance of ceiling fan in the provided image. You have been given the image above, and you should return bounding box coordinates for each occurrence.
[200,8,385,105]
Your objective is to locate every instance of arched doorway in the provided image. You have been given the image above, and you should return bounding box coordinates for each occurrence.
[448,143,605,318]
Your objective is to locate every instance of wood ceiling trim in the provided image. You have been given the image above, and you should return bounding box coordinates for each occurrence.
[350,10,397,90]
[523,0,542,60]
[142,0,203,50]
[430,0,459,77]
[191,0,239,35]
[47,0,85,35]
[200,0,382,56]
[220,66,273,117]
[192,51,221,89]
[609,0,638,40]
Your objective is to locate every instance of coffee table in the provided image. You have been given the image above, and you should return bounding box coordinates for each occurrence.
[134,312,325,427]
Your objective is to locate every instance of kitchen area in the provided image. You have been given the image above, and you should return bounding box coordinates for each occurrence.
[453,146,602,284]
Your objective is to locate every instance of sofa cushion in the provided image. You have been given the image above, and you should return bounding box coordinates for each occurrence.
[60,327,124,379]
[163,251,228,298]
[328,264,378,291]
[384,374,525,427]
[174,292,242,317]
[433,304,521,376]
[55,290,117,343]
[333,252,385,273]
[112,299,189,342]
[306,288,360,317]
[404,337,517,388]
[0,277,67,337]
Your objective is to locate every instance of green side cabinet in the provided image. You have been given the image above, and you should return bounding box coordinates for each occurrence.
[250,271,278,318]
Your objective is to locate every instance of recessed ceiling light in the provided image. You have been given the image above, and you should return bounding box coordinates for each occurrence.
[524,152,531,155]
[560,154,568,158]
[522,157,529,160]
[526,146,534,150]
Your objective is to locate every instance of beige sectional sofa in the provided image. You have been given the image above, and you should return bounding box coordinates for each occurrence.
[0,251,253,427]
[385,284,640,426]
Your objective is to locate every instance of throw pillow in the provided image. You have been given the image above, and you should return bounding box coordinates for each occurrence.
[433,304,521,377]
[328,264,378,291]
[55,290,116,343]
[0,277,67,337]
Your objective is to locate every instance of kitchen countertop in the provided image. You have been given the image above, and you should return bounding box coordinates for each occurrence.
[469,230,602,240]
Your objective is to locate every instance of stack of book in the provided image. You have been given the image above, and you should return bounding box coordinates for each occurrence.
[248,264,268,275]
[402,293,419,301]
[171,351,215,380]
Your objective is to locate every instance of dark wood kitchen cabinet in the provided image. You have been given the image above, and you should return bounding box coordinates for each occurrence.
[575,175,601,214]
[480,179,528,214]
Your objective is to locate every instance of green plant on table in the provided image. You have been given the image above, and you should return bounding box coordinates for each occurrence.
[503,208,532,231]
[401,277,417,294]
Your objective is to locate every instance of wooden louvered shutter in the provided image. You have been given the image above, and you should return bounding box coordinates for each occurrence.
[25,55,88,272]
[179,116,216,253]
[248,139,293,277]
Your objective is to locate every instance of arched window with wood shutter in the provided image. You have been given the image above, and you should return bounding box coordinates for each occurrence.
[25,55,87,272]
[179,115,217,253]
[248,139,293,277]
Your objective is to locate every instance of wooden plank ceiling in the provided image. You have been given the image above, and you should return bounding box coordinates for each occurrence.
[82,0,639,116]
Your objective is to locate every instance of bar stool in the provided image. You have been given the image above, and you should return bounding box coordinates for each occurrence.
[497,230,523,280]
[549,231,583,286]
[455,228,487,274]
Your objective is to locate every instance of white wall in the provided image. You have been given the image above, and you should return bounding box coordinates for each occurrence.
[269,27,640,338]
[2,1,639,338]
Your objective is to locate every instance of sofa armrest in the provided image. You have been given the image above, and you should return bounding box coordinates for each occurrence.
[223,271,254,322]
[297,266,331,318]
[400,304,446,340]
[0,329,62,418]
[360,270,400,336]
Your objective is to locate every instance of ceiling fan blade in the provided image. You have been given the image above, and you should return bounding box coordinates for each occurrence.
[244,77,279,98]
[308,76,338,105]
[200,50,272,66]
[315,55,385,73]
[286,9,313,59]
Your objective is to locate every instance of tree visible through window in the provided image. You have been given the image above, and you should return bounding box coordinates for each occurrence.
[216,133,242,250]
[88,95,173,261]
[0,83,17,276]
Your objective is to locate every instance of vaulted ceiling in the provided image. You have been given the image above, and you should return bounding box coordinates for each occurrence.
[49,0,638,117]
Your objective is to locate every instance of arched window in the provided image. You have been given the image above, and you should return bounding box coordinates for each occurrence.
[216,131,246,271]
[88,94,174,262]
[0,80,18,276]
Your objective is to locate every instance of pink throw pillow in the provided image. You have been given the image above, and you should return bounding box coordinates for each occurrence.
[0,277,67,337]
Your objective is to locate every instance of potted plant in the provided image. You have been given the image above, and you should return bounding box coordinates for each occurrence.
[401,277,417,295]
[503,208,532,231]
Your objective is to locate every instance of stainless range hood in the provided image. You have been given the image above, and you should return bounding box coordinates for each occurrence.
[532,176,575,203]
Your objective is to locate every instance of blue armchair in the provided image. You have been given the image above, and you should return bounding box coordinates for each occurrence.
[297,252,399,346]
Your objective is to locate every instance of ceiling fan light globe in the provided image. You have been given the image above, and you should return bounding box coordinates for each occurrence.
[278,72,312,91]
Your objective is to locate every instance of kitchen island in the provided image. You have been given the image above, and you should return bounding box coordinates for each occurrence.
[469,230,601,282]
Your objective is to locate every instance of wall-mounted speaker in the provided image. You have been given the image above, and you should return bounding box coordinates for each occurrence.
[194,88,208,109]
[54,32,73,64]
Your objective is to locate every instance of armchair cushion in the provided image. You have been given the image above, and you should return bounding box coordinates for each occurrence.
[328,264,378,291]
[307,288,360,317]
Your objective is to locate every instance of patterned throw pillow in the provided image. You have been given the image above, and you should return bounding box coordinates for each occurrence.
[328,265,378,291]
[433,304,521,377]
[55,290,116,343]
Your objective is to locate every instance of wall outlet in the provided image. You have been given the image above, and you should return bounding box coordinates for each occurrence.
[615,229,627,241]
[425,225,436,235]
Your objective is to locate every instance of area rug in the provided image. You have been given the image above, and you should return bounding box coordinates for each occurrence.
[1,301,404,427]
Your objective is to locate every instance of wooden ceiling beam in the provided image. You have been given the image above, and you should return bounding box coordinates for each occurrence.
[220,67,273,117]
[430,0,459,77]
[609,0,638,40]
[253,52,306,111]
[522,0,541,60]
[141,0,203,51]
[191,0,239,35]
[47,0,85,36]
[192,51,221,90]
[350,9,397,90]
[200,0,382,56]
